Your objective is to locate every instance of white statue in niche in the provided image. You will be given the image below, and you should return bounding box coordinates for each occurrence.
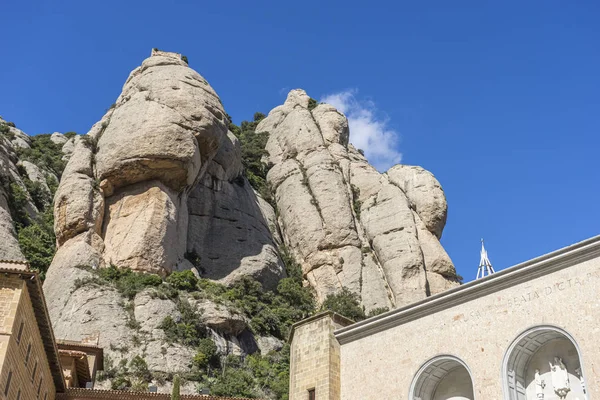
[549,357,570,399]
[534,369,545,399]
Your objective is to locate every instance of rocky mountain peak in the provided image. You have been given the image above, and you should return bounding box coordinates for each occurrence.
[1,51,460,396]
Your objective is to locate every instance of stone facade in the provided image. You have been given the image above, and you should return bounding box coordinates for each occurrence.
[289,313,352,400]
[0,274,58,400]
[290,235,600,400]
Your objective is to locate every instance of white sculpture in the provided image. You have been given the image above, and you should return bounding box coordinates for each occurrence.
[549,357,570,399]
[535,369,545,399]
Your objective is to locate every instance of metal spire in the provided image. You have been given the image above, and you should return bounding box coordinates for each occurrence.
[476,238,495,279]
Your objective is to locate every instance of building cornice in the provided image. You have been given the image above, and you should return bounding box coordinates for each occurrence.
[335,234,600,345]
[288,311,354,343]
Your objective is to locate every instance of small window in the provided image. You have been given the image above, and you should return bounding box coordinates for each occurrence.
[16,388,21,400]
[4,370,12,396]
[16,321,24,344]
[308,388,316,400]
[31,360,38,381]
[25,343,32,365]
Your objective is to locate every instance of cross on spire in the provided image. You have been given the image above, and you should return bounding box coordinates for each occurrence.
[476,239,495,279]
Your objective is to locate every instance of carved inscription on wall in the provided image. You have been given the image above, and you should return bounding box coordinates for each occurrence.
[453,267,600,324]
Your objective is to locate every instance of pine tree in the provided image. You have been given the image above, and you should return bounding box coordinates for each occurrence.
[171,375,181,400]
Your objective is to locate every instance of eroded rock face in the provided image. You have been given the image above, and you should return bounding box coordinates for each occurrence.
[43,52,288,394]
[35,53,460,394]
[48,51,233,277]
[259,89,458,309]
[186,132,285,289]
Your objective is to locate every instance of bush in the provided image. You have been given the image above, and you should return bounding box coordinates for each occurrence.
[193,338,220,370]
[96,265,162,299]
[210,366,257,398]
[308,98,318,111]
[0,123,15,140]
[64,131,78,139]
[279,245,302,282]
[158,298,206,346]
[129,355,152,383]
[16,134,66,178]
[17,209,55,279]
[228,114,272,204]
[166,270,198,291]
[23,178,50,210]
[6,182,30,229]
[197,278,227,298]
[320,288,365,322]
[367,307,389,318]
[45,175,59,196]
[351,184,362,219]
[247,347,290,400]
[220,275,315,338]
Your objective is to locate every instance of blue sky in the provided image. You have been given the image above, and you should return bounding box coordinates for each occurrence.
[1,1,599,281]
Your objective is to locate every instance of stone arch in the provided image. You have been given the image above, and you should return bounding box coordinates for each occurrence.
[502,325,588,400]
[409,355,475,400]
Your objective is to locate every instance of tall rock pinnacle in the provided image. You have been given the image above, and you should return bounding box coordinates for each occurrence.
[259,89,458,309]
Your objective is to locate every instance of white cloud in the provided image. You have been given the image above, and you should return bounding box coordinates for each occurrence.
[320,90,402,171]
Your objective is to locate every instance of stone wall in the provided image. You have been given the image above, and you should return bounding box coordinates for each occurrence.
[0,276,55,400]
[335,236,600,400]
[289,312,352,400]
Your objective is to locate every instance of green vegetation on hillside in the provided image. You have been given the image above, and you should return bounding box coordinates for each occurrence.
[83,250,315,399]
[320,287,366,321]
[0,122,16,140]
[0,128,73,278]
[16,134,67,179]
[227,113,273,203]
[0,131,65,279]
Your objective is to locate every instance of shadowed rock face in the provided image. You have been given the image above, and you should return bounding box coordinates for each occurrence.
[43,52,288,394]
[259,89,459,310]
[47,51,284,282]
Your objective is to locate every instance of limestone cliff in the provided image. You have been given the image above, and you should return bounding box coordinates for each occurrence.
[2,50,459,396]
[259,90,458,310]
[48,51,285,288]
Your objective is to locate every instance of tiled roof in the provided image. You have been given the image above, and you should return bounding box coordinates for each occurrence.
[57,388,260,400]
[0,259,29,264]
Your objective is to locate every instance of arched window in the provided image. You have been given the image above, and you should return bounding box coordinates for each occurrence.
[409,355,475,400]
[502,325,587,400]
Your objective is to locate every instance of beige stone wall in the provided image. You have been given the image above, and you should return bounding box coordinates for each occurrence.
[0,277,55,400]
[0,277,21,373]
[337,252,600,399]
[289,313,350,400]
